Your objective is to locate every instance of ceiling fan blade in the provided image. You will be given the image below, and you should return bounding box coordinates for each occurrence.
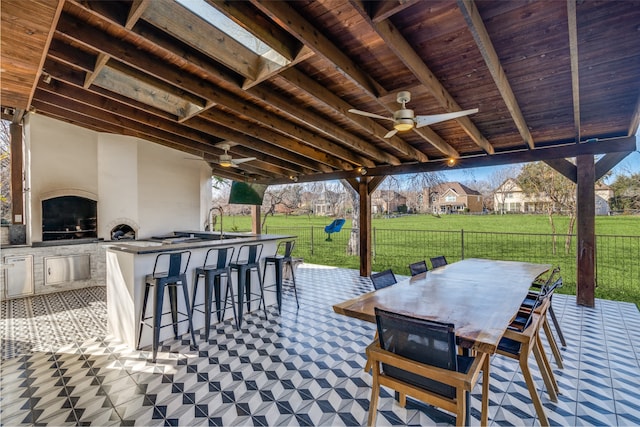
[384,129,398,138]
[231,157,256,165]
[348,109,394,121]
[415,108,479,128]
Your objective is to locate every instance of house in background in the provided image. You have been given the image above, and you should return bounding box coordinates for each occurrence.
[371,190,407,214]
[425,182,483,214]
[494,178,613,215]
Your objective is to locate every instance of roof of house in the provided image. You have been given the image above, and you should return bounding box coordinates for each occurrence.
[431,182,482,197]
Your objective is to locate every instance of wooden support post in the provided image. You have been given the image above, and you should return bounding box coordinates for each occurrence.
[576,154,595,307]
[10,123,24,224]
[251,205,261,234]
[359,178,372,277]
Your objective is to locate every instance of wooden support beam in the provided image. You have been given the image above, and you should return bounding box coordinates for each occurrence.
[252,205,261,234]
[358,176,385,277]
[359,177,372,277]
[261,136,638,185]
[544,158,577,183]
[10,123,24,224]
[595,152,633,181]
[576,154,595,307]
[458,0,534,150]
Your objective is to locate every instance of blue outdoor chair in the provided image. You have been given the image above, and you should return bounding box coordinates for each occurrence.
[324,218,345,241]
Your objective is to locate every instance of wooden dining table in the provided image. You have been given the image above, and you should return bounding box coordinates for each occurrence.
[333,258,552,355]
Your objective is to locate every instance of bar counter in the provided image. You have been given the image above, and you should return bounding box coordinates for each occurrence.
[106,232,294,350]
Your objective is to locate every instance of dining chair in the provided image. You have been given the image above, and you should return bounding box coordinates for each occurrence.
[528,267,566,346]
[408,260,428,276]
[522,267,565,368]
[367,308,488,426]
[370,268,397,290]
[496,296,558,427]
[430,255,448,269]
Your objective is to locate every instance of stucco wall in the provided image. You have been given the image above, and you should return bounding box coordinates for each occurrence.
[24,114,212,243]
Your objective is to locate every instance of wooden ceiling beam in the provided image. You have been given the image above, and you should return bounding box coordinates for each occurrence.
[458,0,534,150]
[250,0,386,98]
[142,0,260,79]
[353,5,495,155]
[31,100,265,182]
[83,0,149,89]
[260,136,638,185]
[368,0,422,23]
[55,11,369,169]
[37,78,302,177]
[246,85,401,165]
[199,109,353,171]
[566,0,581,142]
[206,0,302,62]
[34,87,278,178]
[44,56,324,175]
[278,68,429,162]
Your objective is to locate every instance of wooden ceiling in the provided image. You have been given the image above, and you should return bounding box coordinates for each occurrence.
[2,0,639,184]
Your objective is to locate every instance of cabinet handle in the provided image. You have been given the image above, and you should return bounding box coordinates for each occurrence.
[48,267,51,276]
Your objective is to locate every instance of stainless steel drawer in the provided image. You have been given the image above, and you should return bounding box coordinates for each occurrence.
[44,254,91,285]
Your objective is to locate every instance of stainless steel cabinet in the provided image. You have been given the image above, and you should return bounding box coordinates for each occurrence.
[3,255,34,298]
[44,254,91,285]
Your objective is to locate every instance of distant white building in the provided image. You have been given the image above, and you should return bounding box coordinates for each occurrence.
[494,178,613,215]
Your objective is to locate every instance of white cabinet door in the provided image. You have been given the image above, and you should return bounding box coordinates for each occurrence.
[3,255,34,298]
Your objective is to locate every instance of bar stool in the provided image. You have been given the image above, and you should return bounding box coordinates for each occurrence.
[138,251,196,362]
[191,246,238,340]
[229,243,265,326]
[262,240,300,313]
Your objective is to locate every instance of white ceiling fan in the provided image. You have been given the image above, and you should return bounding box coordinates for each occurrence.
[216,143,256,168]
[348,91,478,138]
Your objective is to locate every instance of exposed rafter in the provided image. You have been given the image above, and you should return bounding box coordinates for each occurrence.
[458,0,534,150]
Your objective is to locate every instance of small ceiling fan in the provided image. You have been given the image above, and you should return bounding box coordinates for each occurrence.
[348,91,478,138]
[217,143,256,168]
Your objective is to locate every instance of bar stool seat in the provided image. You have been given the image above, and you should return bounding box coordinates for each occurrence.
[229,243,265,326]
[138,251,196,362]
[192,247,238,341]
[262,240,300,313]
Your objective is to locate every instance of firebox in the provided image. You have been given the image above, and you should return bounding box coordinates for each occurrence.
[42,196,97,241]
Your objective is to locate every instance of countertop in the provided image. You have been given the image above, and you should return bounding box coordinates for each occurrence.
[107,233,295,255]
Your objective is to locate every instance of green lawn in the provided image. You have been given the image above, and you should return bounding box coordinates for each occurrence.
[222,213,640,307]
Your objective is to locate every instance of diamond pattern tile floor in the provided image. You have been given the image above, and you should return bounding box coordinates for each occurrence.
[2,263,639,426]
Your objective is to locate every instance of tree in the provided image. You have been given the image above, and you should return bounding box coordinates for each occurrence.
[609,173,640,211]
[1,120,11,224]
[261,184,301,229]
[518,162,576,254]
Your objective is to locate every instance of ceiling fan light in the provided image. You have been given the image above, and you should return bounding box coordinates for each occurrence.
[219,160,233,167]
[394,119,414,132]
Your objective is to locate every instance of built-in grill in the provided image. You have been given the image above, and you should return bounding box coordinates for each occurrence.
[42,196,97,241]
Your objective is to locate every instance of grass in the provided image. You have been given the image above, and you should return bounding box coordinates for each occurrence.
[222,213,640,307]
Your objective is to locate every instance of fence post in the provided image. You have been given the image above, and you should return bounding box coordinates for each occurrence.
[310,226,314,255]
[461,229,465,260]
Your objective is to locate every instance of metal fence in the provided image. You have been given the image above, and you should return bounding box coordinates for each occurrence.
[265,225,640,305]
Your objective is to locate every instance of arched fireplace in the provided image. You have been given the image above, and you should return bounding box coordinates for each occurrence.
[111,224,136,240]
[42,196,97,241]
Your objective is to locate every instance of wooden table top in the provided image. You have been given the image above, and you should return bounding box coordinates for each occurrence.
[333,258,551,354]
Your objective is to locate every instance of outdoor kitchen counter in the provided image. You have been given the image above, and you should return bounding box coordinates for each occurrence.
[106,233,295,350]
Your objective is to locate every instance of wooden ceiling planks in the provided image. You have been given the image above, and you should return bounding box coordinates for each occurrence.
[1,0,638,183]
[1,0,63,111]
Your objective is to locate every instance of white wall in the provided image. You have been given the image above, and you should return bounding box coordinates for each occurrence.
[25,114,212,242]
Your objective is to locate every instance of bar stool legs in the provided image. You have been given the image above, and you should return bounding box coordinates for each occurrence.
[229,244,266,327]
[138,251,195,362]
[262,240,300,314]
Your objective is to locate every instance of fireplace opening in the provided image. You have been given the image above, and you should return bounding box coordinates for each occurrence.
[42,196,97,241]
[111,224,136,240]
